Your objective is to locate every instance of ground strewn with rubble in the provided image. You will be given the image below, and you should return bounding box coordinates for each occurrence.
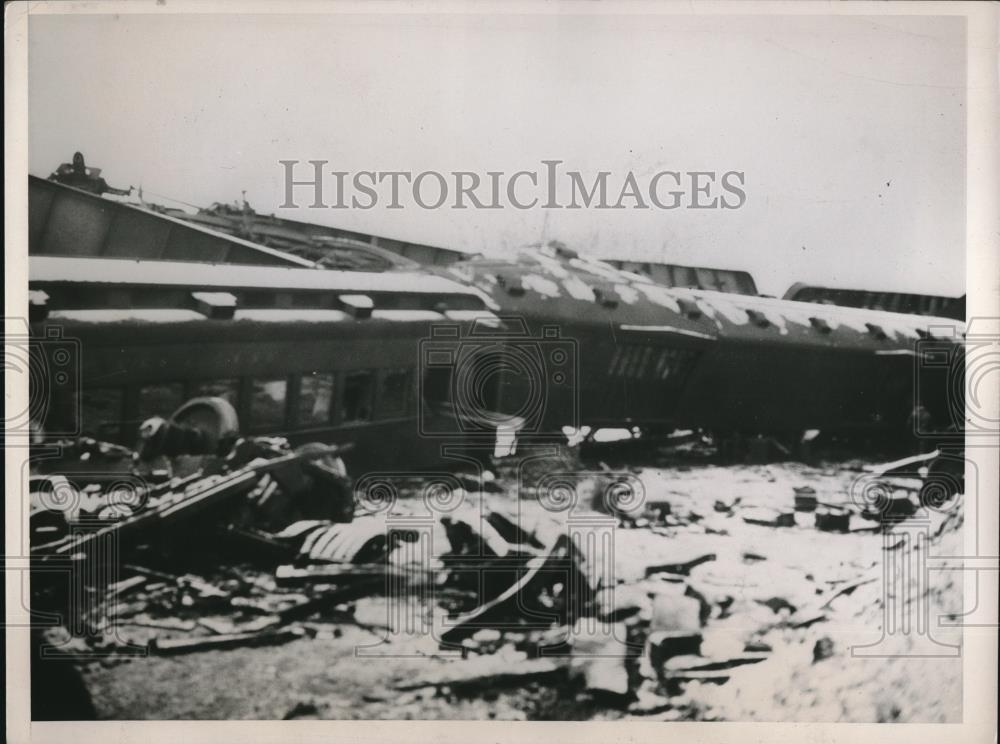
[45,452,963,722]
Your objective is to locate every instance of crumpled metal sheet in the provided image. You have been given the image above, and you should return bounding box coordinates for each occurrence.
[293,515,413,564]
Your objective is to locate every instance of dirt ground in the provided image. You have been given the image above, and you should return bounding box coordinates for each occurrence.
[65,451,965,722]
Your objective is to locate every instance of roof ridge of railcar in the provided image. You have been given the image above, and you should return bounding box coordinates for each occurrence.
[29,175,318,269]
[674,286,966,329]
[28,254,486,297]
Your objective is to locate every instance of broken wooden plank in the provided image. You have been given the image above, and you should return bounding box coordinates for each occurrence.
[863,450,939,477]
[274,562,436,587]
[36,442,353,560]
[742,508,796,528]
[788,613,827,629]
[275,578,385,624]
[661,653,768,673]
[121,617,198,632]
[150,626,306,655]
[818,577,877,610]
[661,670,731,684]
[107,575,147,598]
[644,553,716,578]
[440,534,593,645]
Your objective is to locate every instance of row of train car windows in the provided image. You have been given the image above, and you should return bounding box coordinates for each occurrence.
[77,369,414,442]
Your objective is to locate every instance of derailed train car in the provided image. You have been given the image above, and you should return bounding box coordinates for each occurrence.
[439,242,966,444]
[28,256,500,475]
[28,165,967,470]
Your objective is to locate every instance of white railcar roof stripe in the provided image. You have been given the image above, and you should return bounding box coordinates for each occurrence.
[30,255,480,297]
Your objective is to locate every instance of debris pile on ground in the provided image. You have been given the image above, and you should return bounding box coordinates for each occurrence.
[29,423,965,721]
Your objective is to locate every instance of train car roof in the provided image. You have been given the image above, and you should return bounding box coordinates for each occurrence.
[29,255,487,298]
[783,281,965,321]
[605,259,759,296]
[452,243,966,346]
[168,201,471,267]
[29,175,317,269]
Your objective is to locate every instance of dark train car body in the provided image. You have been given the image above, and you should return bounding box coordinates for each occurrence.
[28,171,966,457]
[28,256,499,476]
[443,243,965,441]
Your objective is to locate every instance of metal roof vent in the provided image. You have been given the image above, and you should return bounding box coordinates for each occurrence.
[809,316,832,334]
[340,294,374,319]
[191,291,237,320]
[496,274,526,296]
[865,322,888,340]
[593,288,619,309]
[676,298,702,320]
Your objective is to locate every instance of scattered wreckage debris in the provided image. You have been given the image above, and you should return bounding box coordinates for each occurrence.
[793,486,818,512]
[439,534,595,646]
[814,507,852,533]
[812,636,837,663]
[569,620,632,698]
[644,553,716,578]
[741,507,796,528]
[29,409,966,718]
[818,577,878,611]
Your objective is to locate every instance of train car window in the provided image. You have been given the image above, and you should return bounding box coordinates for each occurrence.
[342,371,374,423]
[379,369,411,417]
[137,383,185,420]
[79,388,125,440]
[298,373,335,426]
[422,367,452,408]
[243,291,274,307]
[190,379,239,405]
[250,378,288,430]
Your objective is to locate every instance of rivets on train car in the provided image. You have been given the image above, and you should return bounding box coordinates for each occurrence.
[865,322,888,340]
[746,309,771,328]
[809,316,832,334]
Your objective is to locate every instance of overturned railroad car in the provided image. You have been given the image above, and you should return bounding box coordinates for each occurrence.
[783,282,966,321]
[440,242,966,444]
[28,167,968,456]
[27,256,500,476]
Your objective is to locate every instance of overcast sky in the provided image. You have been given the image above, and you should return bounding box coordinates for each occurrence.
[28,11,966,297]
